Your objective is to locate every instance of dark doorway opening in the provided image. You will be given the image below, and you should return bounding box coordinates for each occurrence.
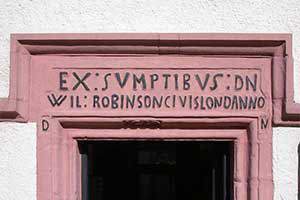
[79,141,233,200]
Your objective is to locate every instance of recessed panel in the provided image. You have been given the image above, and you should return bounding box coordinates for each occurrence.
[31,56,271,118]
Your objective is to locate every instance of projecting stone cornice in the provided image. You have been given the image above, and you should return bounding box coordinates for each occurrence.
[0,33,298,126]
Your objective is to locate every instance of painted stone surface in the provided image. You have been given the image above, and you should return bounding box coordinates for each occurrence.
[0,33,299,200]
[30,56,271,118]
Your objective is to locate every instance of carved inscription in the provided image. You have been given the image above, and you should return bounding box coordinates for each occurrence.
[260,116,269,130]
[42,119,49,131]
[46,69,266,114]
[47,94,67,107]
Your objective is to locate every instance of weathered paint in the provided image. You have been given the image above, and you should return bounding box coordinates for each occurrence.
[1,34,299,200]
[0,33,299,200]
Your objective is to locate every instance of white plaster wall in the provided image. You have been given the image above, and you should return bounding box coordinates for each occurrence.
[0,123,36,200]
[0,0,299,199]
[273,128,300,200]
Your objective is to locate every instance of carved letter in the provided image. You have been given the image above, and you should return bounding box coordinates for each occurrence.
[47,94,67,107]
[234,75,243,91]
[102,73,111,91]
[150,74,159,89]
[72,72,91,91]
[246,74,257,91]
[115,72,130,88]
[59,72,68,91]
[42,119,49,131]
[133,73,147,90]
[210,73,223,91]
[195,74,210,90]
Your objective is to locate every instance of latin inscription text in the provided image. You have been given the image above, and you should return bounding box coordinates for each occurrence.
[46,69,266,112]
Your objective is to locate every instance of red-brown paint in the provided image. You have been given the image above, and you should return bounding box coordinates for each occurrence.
[0,33,299,200]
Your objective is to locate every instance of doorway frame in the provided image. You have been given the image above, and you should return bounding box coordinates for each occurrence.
[36,117,271,200]
[0,33,299,200]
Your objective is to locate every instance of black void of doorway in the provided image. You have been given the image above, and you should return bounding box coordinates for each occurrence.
[79,141,233,200]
